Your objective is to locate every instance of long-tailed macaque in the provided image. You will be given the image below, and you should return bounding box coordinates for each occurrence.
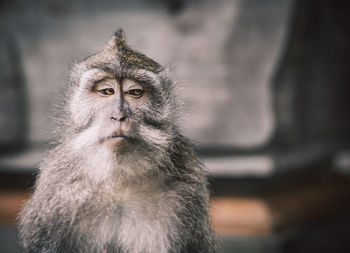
[18,30,217,253]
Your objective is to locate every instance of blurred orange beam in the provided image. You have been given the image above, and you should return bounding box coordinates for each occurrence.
[0,191,30,225]
[211,197,273,235]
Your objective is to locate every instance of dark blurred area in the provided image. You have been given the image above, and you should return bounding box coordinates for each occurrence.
[1,0,350,252]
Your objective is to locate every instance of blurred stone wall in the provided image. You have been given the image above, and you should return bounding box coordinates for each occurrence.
[0,0,291,148]
[0,30,28,151]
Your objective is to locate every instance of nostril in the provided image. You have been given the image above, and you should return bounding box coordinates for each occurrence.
[119,115,126,122]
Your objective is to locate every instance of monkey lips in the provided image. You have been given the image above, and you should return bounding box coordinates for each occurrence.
[103,129,135,152]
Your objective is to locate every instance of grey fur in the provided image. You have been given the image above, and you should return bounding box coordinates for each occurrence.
[18,30,217,253]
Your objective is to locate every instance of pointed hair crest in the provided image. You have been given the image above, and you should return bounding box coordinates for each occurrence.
[98,29,163,73]
[106,29,127,52]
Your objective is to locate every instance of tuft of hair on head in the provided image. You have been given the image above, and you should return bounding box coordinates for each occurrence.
[114,29,126,49]
[106,28,127,52]
[103,29,163,73]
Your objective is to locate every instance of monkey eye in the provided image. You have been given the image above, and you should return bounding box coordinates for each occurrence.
[98,88,115,96]
[126,89,144,97]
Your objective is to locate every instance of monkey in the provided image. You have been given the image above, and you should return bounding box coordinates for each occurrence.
[18,29,217,253]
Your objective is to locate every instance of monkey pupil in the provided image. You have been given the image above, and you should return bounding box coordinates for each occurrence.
[130,89,143,96]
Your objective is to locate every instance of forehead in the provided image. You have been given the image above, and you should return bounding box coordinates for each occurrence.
[80,67,158,89]
[94,78,143,90]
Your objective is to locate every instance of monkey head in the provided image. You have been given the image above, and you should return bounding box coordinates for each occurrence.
[61,30,178,177]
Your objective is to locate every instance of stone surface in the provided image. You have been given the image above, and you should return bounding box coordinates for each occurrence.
[0,0,291,148]
[0,31,28,150]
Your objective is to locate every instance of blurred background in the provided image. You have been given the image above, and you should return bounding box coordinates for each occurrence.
[1,0,350,252]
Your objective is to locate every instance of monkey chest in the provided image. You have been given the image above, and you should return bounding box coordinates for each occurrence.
[90,189,178,253]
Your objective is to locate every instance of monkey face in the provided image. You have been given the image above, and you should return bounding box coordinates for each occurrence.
[66,30,176,162]
[66,64,175,182]
[93,77,147,150]
[69,68,160,152]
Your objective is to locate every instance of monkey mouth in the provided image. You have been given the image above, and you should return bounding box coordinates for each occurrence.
[107,128,129,139]
[105,132,134,142]
[101,129,134,147]
[107,134,131,139]
[103,134,135,151]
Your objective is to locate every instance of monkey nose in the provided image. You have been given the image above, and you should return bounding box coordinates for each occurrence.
[111,114,127,122]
